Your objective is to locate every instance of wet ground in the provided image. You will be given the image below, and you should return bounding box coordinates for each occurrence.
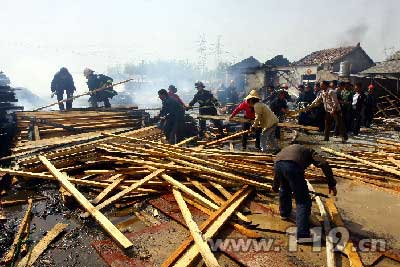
[1,126,400,266]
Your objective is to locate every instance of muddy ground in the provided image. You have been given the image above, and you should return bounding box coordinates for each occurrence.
[1,126,400,267]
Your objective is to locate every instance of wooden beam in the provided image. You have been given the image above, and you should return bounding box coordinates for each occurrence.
[172,188,220,267]
[161,186,250,267]
[202,130,249,147]
[81,169,164,217]
[38,156,133,250]
[1,199,33,265]
[92,174,124,204]
[306,180,335,267]
[159,173,251,224]
[16,223,68,267]
[175,136,196,147]
[183,196,261,239]
[174,187,252,267]
[325,199,363,267]
[321,147,400,177]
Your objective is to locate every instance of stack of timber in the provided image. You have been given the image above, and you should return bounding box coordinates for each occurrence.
[374,94,400,130]
[14,108,149,146]
[321,138,400,193]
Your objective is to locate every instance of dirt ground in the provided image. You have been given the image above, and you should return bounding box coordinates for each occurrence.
[1,126,400,267]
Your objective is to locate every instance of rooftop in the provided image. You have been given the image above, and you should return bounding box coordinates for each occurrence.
[294,44,359,66]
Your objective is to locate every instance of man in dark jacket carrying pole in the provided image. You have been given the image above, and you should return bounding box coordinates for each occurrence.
[273,144,337,243]
[187,81,224,139]
[51,67,76,111]
[158,89,185,144]
[83,68,117,108]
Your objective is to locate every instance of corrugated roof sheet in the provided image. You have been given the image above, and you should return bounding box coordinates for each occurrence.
[294,46,356,66]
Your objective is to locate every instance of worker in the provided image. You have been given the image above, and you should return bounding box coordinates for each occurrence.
[364,84,376,128]
[158,89,185,144]
[280,84,292,102]
[263,85,277,104]
[50,67,76,111]
[309,81,348,143]
[168,85,185,107]
[270,90,288,139]
[273,144,337,243]
[312,83,325,132]
[297,84,316,126]
[340,82,354,134]
[352,82,366,136]
[83,68,117,108]
[246,90,279,153]
[229,89,261,150]
[187,81,224,139]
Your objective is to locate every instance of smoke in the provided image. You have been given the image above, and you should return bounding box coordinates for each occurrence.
[337,23,369,46]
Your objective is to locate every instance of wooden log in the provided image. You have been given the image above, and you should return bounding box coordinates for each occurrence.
[172,189,220,267]
[325,199,363,267]
[321,147,400,177]
[306,180,335,267]
[161,186,250,267]
[16,223,68,267]
[38,156,133,250]
[1,199,33,265]
[175,136,196,147]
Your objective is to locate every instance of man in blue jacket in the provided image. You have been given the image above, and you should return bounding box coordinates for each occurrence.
[51,67,76,110]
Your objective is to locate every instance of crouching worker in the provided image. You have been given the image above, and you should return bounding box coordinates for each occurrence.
[246,90,279,153]
[158,89,185,144]
[273,144,337,243]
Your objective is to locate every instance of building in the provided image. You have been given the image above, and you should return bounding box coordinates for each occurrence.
[227,56,262,95]
[289,42,374,85]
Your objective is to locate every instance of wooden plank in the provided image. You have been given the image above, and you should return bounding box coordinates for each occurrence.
[183,196,261,239]
[306,180,335,267]
[33,125,40,140]
[16,223,68,267]
[172,188,220,267]
[321,147,400,177]
[1,199,33,265]
[92,174,124,204]
[161,186,250,267]
[174,187,252,267]
[38,156,133,250]
[325,199,363,267]
[81,169,164,217]
[175,136,196,147]
[159,172,251,224]
[202,130,249,147]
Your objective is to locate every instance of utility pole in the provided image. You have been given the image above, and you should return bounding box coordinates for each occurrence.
[197,34,208,77]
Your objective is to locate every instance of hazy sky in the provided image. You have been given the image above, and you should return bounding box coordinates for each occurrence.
[1,0,399,98]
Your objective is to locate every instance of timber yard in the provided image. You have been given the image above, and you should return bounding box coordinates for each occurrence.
[1,1,400,267]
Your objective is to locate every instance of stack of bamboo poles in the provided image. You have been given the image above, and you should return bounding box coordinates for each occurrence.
[321,139,400,193]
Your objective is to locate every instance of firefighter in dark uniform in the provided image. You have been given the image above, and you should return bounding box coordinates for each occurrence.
[188,81,224,139]
[83,68,117,108]
[158,89,185,144]
[51,67,76,111]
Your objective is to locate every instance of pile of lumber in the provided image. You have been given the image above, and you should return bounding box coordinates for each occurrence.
[14,109,149,145]
[1,125,342,266]
[321,139,400,193]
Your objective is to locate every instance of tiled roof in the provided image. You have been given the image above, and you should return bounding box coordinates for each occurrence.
[294,46,356,66]
[361,50,400,75]
[229,56,261,70]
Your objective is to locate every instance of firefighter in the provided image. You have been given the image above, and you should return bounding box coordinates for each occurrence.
[83,68,117,108]
[187,81,224,139]
[158,89,185,144]
[50,67,76,111]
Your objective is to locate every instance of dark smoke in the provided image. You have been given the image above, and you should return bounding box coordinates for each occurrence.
[338,23,369,46]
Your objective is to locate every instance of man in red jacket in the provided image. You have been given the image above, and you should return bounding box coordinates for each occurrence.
[229,89,261,150]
